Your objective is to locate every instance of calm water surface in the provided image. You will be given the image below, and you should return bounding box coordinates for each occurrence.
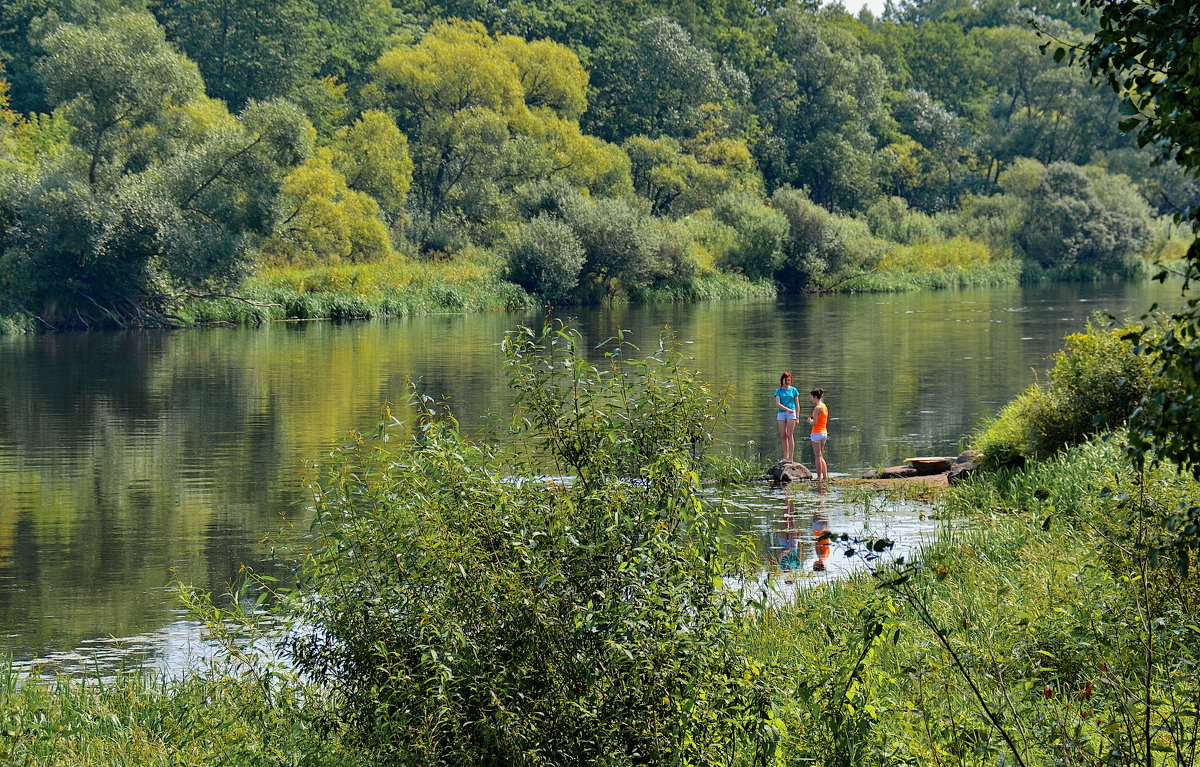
[0,281,1183,673]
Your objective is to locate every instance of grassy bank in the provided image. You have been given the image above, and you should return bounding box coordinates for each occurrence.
[839,237,1022,293]
[0,663,348,766]
[174,254,776,327]
[0,234,1027,333]
[751,437,1200,765]
[6,439,1196,766]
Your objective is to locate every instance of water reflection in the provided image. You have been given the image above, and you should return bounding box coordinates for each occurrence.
[720,480,940,590]
[24,478,942,679]
[0,281,1186,669]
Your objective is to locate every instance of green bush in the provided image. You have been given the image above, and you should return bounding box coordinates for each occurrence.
[713,191,788,282]
[973,317,1158,465]
[504,215,585,301]
[286,322,779,766]
[864,196,939,244]
[770,186,832,291]
[560,196,659,296]
[1010,160,1154,275]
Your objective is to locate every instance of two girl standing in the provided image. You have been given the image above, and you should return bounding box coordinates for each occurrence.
[773,372,829,481]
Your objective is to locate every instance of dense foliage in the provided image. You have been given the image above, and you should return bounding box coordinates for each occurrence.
[1071,0,1200,491]
[0,0,1192,327]
[972,316,1158,465]
[286,324,779,765]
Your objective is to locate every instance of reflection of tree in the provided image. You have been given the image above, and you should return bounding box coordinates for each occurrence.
[0,311,534,655]
[571,284,1154,470]
[0,285,1185,657]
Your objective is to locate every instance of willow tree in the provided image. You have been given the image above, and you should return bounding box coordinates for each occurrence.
[368,20,629,250]
[0,11,313,328]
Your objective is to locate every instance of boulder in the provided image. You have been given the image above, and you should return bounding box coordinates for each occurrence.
[881,465,918,479]
[947,450,983,483]
[765,461,813,482]
[905,456,954,475]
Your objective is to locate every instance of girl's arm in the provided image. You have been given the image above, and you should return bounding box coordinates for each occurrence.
[774,395,795,414]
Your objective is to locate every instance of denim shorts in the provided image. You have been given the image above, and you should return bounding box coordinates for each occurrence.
[777,411,797,421]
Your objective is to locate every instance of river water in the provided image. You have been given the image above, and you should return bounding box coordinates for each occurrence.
[0,280,1184,674]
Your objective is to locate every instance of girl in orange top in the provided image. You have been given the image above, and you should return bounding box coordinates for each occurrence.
[806,388,829,481]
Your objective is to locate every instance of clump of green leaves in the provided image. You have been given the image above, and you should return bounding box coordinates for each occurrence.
[973,316,1157,467]
[286,321,780,766]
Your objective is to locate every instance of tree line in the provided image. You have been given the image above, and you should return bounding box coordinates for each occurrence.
[0,0,1194,327]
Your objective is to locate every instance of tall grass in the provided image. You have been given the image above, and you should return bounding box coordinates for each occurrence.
[0,662,351,766]
[748,437,1200,765]
[176,252,536,325]
[841,237,1022,292]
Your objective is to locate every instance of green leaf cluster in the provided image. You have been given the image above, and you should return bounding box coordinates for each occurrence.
[286,323,780,765]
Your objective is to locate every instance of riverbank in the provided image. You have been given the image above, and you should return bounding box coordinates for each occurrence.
[0,241,1029,333]
[4,437,1195,766]
[2,307,1195,765]
[751,437,1200,764]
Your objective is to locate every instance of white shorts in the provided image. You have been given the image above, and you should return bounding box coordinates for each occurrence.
[810,432,827,443]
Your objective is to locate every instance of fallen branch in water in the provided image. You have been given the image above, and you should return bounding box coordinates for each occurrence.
[177,291,283,308]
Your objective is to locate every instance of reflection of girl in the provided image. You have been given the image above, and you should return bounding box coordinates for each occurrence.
[777,496,804,570]
[812,508,830,572]
[807,388,829,481]
[774,373,800,462]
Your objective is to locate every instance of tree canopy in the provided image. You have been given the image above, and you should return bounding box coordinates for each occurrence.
[0,0,1191,321]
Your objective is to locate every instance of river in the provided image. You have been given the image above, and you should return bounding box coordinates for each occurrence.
[0,280,1184,674]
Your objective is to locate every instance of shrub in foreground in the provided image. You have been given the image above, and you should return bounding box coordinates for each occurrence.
[286,322,780,766]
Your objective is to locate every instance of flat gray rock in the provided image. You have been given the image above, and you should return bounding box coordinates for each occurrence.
[905,456,954,475]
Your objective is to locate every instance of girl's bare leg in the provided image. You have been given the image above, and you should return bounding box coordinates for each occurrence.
[778,418,795,461]
[813,439,828,481]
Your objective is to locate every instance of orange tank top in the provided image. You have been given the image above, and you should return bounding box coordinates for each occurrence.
[811,402,828,433]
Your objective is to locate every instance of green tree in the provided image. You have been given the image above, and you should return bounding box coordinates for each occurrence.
[262,148,391,265]
[0,0,135,114]
[329,109,413,220]
[559,195,659,295]
[888,89,979,210]
[369,20,628,248]
[978,26,1123,173]
[0,63,19,143]
[754,8,889,210]
[38,10,204,187]
[1076,0,1200,497]
[712,191,787,282]
[315,0,396,86]
[504,214,585,301]
[771,185,884,292]
[151,0,324,109]
[1,12,314,327]
[624,129,757,217]
[613,17,742,141]
[1004,159,1152,276]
